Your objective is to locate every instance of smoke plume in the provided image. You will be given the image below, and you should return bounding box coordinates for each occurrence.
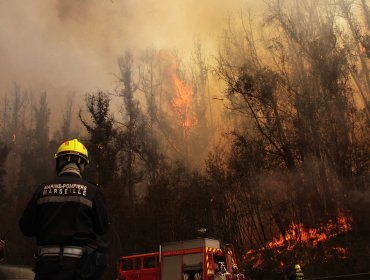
[0,0,260,99]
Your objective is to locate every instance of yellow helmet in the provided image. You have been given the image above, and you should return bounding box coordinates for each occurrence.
[294,264,301,270]
[55,139,89,164]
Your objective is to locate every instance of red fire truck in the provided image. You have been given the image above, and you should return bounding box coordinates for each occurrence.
[116,238,244,280]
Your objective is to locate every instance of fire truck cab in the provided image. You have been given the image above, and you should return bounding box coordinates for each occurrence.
[117,238,243,280]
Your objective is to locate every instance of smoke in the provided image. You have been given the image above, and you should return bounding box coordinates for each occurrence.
[0,0,265,137]
[0,0,261,97]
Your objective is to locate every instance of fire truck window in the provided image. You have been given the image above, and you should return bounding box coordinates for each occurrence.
[121,259,133,271]
[143,256,156,268]
[134,258,141,269]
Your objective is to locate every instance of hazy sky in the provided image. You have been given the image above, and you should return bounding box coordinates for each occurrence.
[0,0,261,105]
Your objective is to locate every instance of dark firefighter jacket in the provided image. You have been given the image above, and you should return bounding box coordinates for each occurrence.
[19,173,109,246]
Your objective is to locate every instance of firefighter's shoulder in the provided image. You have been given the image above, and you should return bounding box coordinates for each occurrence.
[86,180,102,189]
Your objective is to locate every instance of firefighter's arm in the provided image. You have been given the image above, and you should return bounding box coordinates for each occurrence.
[19,187,41,237]
[92,188,109,235]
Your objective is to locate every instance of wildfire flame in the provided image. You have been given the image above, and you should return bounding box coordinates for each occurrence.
[245,214,353,269]
[160,51,197,139]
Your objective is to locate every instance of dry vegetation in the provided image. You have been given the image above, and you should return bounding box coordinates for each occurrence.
[0,1,369,279]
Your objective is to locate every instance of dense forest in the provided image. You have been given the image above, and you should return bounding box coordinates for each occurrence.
[0,1,369,279]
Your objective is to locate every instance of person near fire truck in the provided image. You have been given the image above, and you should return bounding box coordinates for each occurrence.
[19,139,109,280]
[289,264,304,280]
[231,263,245,280]
[214,262,226,280]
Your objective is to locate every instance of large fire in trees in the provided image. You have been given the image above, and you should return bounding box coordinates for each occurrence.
[244,214,353,271]
[160,51,197,139]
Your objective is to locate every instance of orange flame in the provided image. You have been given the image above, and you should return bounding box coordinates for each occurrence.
[160,51,197,139]
[245,214,352,269]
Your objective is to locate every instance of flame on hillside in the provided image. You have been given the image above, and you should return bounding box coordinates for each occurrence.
[245,214,353,269]
[160,51,197,139]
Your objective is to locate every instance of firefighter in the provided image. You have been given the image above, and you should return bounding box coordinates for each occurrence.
[19,139,109,280]
[289,264,304,280]
[214,262,226,280]
[231,263,245,280]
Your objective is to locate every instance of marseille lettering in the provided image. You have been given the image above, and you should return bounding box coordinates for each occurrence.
[43,184,87,196]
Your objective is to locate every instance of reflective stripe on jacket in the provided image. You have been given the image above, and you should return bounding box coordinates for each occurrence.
[19,172,109,246]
